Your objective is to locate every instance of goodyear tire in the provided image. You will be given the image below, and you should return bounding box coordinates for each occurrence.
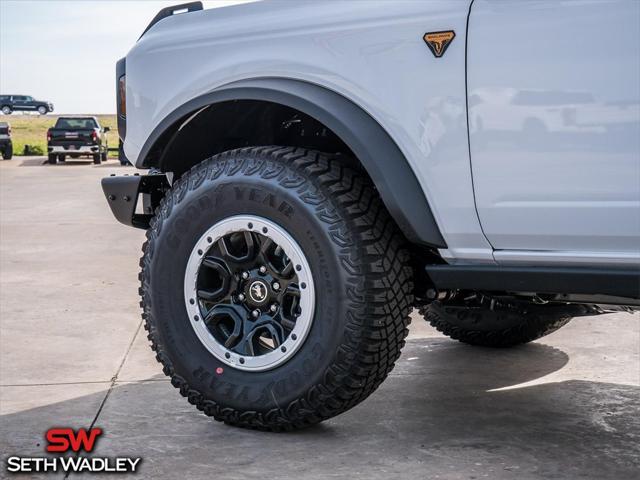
[421,300,584,348]
[140,146,413,430]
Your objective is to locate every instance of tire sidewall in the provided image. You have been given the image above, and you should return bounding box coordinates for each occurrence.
[148,161,357,412]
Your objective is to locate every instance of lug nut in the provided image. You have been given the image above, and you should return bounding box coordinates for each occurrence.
[241,271,250,280]
[269,304,278,313]
[272,281,280,291]
[237,293,245,302]
[259,265,267,274]
[251,309,260,319]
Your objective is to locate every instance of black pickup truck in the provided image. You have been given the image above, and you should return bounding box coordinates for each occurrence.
[0,122,12,159]
[47,117,109,164]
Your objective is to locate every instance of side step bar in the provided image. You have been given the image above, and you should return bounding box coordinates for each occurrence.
[426,264,640,299]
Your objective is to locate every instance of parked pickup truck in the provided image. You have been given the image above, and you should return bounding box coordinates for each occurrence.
[0,122,12,159]
[47,116,109,164]
[102,1,640,431]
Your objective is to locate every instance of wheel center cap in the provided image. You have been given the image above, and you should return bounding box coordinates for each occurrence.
[248,280,268,304]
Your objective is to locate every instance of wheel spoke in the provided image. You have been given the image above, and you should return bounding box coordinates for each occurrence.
[261,322,284,347]
[284,284,301,298]
[279,284,301,323]
[243,231,256,261]
[238,317,286,356]
[217,237,231,259]
[280,316,296,331]
[215,232,258,266]
[197,288,224,301]
[201,256,225,270]
[204,303,245,349]
[197,256,231,302]
[256,236,274,265]
[281,260,294,277]
[259,236,274,254]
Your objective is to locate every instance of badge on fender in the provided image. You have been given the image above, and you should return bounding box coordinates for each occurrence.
[423,31,455,58]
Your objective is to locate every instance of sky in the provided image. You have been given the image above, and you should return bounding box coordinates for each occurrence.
[0,0,252,114]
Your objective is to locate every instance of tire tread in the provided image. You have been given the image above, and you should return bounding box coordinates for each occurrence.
[420,301,575,348]
[139,146,413,430]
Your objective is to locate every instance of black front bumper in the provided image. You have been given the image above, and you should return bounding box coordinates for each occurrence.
[102,173,169,229]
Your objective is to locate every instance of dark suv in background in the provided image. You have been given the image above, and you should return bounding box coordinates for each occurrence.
[0,95,54,115]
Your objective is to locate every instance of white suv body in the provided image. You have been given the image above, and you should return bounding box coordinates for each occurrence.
[120,0,640,269]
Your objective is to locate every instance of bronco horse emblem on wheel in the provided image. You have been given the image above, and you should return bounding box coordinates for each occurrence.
[249,281,267,303]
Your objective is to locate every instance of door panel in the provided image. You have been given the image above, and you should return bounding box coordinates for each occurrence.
[467,0,640,260]
[13,97,25,109]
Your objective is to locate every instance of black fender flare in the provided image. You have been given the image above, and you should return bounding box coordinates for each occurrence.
[137,78,446,248]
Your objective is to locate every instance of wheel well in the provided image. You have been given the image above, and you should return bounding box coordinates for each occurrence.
[139,78,446,248]
[154,100,357,177]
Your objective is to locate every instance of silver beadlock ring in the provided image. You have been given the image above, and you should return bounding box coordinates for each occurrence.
[184,215,315,371]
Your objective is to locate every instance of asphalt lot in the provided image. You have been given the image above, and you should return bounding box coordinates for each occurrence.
[1,156,639,479]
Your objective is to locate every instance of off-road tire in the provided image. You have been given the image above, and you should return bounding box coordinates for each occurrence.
[140,146,413,431]
[47,154,57,164]
[421,300,582,348]
[93,153,101,164]
[2,144,12,160]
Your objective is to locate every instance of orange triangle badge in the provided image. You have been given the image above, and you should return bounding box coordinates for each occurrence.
[423,31,456,58]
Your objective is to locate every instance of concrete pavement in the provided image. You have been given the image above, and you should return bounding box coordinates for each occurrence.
[1,157,638,479]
